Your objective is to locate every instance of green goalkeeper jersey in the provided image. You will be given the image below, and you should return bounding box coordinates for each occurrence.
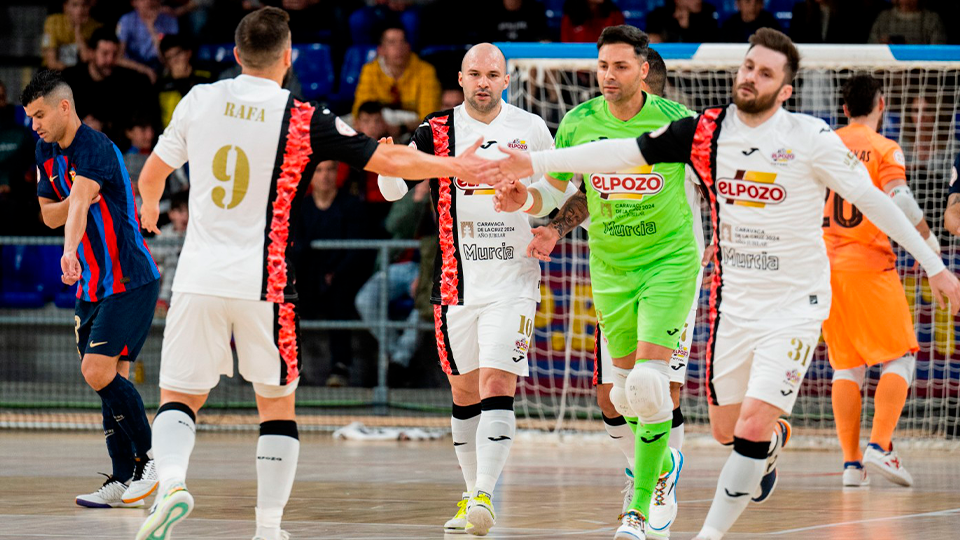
[552,93,697,269]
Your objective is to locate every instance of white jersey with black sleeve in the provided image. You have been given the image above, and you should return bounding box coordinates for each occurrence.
[153,74,379,303]
[409,101,553,306]
[638,104,928,320]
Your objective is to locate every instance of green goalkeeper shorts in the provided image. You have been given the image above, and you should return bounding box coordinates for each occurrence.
[590,251,700,358]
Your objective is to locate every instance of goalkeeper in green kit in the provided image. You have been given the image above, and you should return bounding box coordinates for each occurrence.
[494,26,700,540]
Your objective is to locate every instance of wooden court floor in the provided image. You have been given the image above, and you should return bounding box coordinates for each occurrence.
[3,430,960,539]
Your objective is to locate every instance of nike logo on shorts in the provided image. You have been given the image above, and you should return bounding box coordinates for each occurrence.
[90,341,108,348]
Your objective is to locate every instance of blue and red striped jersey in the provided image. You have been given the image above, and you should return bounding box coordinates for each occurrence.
[36,124,159,302]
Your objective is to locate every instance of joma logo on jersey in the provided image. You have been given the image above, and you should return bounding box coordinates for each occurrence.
[590,172,664,201]
[507,139,528,150]
[454,178,494,195]
[717,170,785,207]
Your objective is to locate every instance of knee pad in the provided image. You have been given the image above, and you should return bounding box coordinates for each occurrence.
[832,365,866,389]
[625,362,673,424]
[253,377,299,398]
[882,355,915,385]
[609,385,635,418]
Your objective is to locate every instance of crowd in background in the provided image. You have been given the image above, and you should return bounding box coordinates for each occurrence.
[0,0,957,385]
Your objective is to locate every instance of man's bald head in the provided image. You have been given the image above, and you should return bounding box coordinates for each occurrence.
[459,43,510,116]
[461,43,506,74]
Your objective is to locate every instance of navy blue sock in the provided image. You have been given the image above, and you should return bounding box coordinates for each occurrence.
[102,400,136,482]
[96,374,152,459]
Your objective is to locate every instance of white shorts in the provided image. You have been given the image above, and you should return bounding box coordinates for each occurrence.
[432,298,537,377]
[595,268,702,386]
[707,313,822,414]
[160,292,301,396]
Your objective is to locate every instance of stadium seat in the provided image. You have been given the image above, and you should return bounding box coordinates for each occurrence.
[336,45,378,102]
[54,284,78,309]
[0,246,46,308]
[292,44,334,100]
[196,44,236,66]
[768,0,796,31]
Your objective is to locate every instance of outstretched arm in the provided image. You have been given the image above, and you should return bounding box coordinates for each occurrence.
[494,138,648,185]
[365,137,496,182]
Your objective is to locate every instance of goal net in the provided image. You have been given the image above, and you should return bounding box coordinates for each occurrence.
[505,43,960,439]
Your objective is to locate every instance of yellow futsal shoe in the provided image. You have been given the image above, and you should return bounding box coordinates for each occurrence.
[465,490,496,536]
[443,492,470,534]
[135,482,194,540]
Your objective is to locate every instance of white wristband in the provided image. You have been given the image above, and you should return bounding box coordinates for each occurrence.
[925,233,941,255]
[519,190,535,213]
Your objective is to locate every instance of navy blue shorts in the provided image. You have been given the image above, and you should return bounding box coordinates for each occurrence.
[75,278,159,361]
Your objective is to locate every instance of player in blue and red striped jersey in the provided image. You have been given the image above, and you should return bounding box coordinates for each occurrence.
[23,69,161,509]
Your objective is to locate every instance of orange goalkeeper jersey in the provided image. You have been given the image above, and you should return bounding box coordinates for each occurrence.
[823,123,907,272]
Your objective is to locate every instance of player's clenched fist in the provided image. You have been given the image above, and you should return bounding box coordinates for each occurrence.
[928,269,960,315]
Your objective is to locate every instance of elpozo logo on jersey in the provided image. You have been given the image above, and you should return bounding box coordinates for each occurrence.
[590,165,664,201]
[717,170,785,207]
[454,178,495,195]
[506,138,528,150]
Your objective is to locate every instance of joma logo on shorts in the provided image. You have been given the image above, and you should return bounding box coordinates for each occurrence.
[717,170,785,207]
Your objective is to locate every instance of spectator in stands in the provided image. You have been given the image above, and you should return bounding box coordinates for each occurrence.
[340,102,392,236]
[790,0,875,44]
[154,190,188,317]
[646,0,719,43]
[0,80,41,236]
[122,115,154,185]
[720,0,782,42]
[63,28,159,145]
[161,0,214,37]
[42,0,101,70]
[158,34,213,127]
[561,0,625,43]
[352,22,441,131]
[294,160,371,387]
[490,0,549,42]
[355,179,432,376]
[869,0,946,44]
[442,87,464,109]
[117,0,179,81]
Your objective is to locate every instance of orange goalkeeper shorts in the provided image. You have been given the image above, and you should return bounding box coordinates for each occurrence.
[822,269,919,371]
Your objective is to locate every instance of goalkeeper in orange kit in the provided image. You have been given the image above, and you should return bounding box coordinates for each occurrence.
[823,74,940,488]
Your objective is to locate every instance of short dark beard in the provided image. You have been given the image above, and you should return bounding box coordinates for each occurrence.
[466,93,498,114]
[733,84,781,115]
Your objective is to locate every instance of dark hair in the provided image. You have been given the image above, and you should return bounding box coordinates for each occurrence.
[566,0,619,27]
[170,190,189,212]
[125,114,153,130]
[159,34,192,56]
[234,7,290,70]
[88,26,119,50]
[357,101,384,117]
[842,74,883,118]
[20,69,71,106]
[597,25,650,59]
[377,21,407,45]
[748,28,801,84]
[644,48,667,96]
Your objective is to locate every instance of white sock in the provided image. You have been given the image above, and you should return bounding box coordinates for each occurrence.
[152,405,196,492]
[255,422,300,540]
[602,414,635,471]
[451,404,481,493]
[670,408,685,452]
[474,397,516,495]
[700,438,768,538]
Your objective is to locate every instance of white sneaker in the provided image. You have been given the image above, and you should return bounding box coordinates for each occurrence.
[76,474,142,508]
[842,462,870,487]
[863,443,913,486]
[465,490,495,536]
[123,459,159,503]
[443,492,470,534]
[648,448,683,538]
[620,469,634,519]
[253,532,290,540]
[135,482,194,540]
[615,509,646,540]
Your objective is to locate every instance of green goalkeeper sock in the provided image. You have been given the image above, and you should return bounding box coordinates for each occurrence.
[630,419,672,519]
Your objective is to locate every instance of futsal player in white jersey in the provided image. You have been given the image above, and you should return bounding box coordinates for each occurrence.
[490,28,960,540]
[377,43,561,536]
[131,8,493,540]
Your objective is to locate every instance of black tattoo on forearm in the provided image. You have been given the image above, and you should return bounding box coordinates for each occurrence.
[550,191,589,237]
